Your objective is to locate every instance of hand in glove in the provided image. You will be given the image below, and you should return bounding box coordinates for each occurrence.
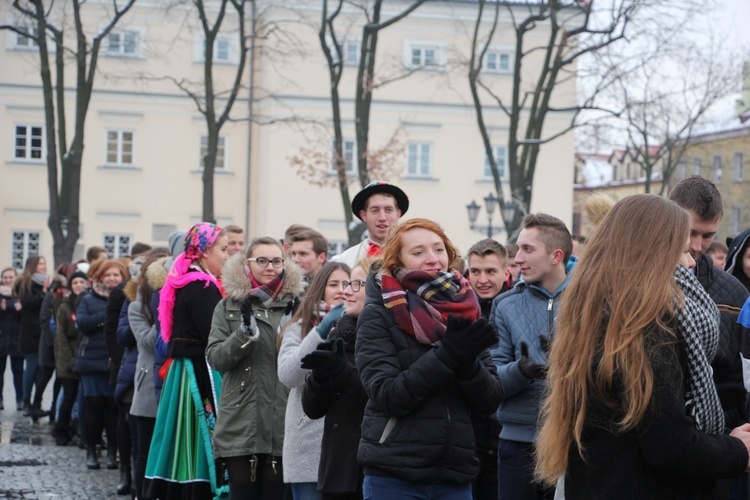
[300,338,347,384]
[240,296,254,333]
[441,315,498,368]
[284,297,301,317]
[518,341,547,379]
[317,303,345,339]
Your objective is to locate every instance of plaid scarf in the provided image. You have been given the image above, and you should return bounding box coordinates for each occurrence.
[317,300,333,322]
[382,268,480,345]
[673,264,724,435]
[248,271,285,308]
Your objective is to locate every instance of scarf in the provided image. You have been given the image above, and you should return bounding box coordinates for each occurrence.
[32,273,47,286]
[329,312,358,352]
[247,271,285,309]
[92,280,115,299]
[317,300,333,322]
[366,239,383,257]
[382,268,480,345]
[673,264,724,435]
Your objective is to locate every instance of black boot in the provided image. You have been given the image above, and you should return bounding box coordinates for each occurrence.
[27,405,48,422]
[116,465,132,495]
[86,446,101,470]
[106,448,118,470]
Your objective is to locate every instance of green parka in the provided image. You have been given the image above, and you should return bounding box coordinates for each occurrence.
[207,253,306,459]
[55,294,82,380]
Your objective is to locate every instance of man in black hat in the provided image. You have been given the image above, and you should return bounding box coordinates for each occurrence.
[332,181,409,268]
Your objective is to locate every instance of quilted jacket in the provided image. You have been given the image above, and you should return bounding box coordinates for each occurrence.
[694,253,749,427]
[489,267,573,444]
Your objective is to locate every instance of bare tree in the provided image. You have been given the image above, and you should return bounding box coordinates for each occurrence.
[468,0,642,234]
[1,0,136,266]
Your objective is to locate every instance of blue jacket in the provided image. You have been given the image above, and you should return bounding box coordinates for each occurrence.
[115,298,137,403]
[489,258,575,443]
[75,291,110,374]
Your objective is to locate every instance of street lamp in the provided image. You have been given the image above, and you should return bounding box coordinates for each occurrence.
[501,201,516,229]
[466,192,503,238]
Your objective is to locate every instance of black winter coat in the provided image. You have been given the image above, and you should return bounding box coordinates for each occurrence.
[694,253,750,427]
[355,274,503,485]
[301,314,368,495]
[0,292,22,357]
[115,298,137,403]
[565,324,748,499]
[39,287,66,368]
[167,276,223,359]
[105,284,127,387]
[75,291,110,375]
[17,281,45,354]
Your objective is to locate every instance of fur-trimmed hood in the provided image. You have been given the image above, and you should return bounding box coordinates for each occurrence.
[145,256,169,291]
[222,252,306,302]
[124,279,139,302]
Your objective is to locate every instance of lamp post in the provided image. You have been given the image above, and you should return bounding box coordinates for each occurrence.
[466,192,503,238]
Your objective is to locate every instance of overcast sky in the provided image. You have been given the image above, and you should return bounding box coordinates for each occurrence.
[714,0,750,52]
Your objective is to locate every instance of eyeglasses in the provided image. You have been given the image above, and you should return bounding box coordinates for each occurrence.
[247,257,284,268]
[342,279,365,292]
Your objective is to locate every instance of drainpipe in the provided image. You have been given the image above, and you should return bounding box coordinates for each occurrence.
[244,0,257,236]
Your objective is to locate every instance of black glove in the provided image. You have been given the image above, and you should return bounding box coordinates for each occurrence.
[300,338,347,384]
[241,296,254,329]
[518,341,546,379]
[441,315,498,368]
[284,297,300,317]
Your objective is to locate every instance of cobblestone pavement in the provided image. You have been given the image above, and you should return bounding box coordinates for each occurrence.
[1,367,120,499]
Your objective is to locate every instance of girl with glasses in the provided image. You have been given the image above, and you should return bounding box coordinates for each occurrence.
[207,236,306,499]
[277,261,351,500]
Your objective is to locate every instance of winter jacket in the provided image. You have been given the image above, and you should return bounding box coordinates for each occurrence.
[115,294,137,403]
[55,294,81,380]
[39,278,66,368]
[75,290,110,375]
[355,273,503,485]
[726,227,750,292]
[489,267,573,444]
[152,290,167,401]
[207,253,305,460]
[105,283,127,387]
[301,313,368,495]
[278,320,325,483]
[167,273,223,360]
[0,292,22,357]
[17,281,45,354]
[694,253,750,427]
[565,324,748,499]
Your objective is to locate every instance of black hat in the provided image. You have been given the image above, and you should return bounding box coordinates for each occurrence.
[351,181,409,221]
[68,271,89,285]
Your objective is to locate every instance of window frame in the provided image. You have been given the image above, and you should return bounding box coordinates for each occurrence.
[103,233,132,259]
[403,39,445,71]
[712,154,722,184]
[105,129,136,168]
[692,157,702,177]
[733,152,743,182]
[11,230,41,271]
[13,124,45,162]
[199,135,228,171]
[483,49,512,74]
[406,141,433,178]
[330,139,356,176]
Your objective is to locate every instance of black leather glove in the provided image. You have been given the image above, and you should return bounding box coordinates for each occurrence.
[441,315,498,368]
[284,297,300,317]
[301,338,347,384]
[518,341,547,379]
[241,296,254,329]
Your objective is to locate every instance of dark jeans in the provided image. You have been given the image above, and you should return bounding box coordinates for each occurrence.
[22,352,38,403]
[134,416,156,499]
[0,355,24,403]
[497,439,554,500]
[362,475,472,500]
[85,395,118,451]
[55,378,79,437]
[472,449,498,500]
[117,402,133,468]
[32,366,56,409]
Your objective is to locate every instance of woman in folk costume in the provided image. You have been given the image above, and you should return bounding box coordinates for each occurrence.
[207,236,306,500]
[144,223,229,500]
[535,195,750,499]
[355,218,503,499]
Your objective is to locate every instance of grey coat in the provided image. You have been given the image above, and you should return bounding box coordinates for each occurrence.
[128,298,158,418]
[207,253,305,460]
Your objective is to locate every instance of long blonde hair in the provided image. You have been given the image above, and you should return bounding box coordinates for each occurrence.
[535,194,689,485]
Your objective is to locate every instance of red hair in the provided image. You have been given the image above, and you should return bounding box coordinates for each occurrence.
[380,218,461,271]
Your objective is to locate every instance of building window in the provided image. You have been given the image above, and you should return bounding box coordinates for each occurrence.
[328,240,347,257]
[199,135,227,170]
[331,140,356,175]
[344,41,359,65]
[15,26,38,49]
[103,234,132,258]
[484,51,511,73]
[11,231,41,270]
[106,130,134,166]
[676,160,687,180]
[107,30,137,56]
[216,38,230,61]
[730,205,741,236]
[14,125,44,161]
[483,145,507,180]
[733,152,743,182]
[407,142,432,177]
[712,154,722,184]
[409,45,441,68]
[692,157,702,176]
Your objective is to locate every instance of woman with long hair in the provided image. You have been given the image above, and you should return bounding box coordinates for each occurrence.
[208,236,305,499]
[535,194,750,498]
[301,258,375,500]
[76,259,129,470]
[355,218,502,499]
[144,223,229,500]
[0,267,24,411]
[277,261,351,500]
[14,255,50,413]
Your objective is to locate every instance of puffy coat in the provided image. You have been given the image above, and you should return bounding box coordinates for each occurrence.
[355,273,503,485]
[105,283,128,387]
[39,278,66,368]
[55,293,82,380]
[17,281,45,354]
[726,228,750,291]
[0,292,22,357]
[207,253,305,460]
[115,294,137,403]
[75,290,110,374]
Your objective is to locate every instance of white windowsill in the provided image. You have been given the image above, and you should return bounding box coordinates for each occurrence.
[99,164,141,171]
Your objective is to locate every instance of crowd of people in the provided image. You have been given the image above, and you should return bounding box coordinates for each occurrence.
[2,176,750,500]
